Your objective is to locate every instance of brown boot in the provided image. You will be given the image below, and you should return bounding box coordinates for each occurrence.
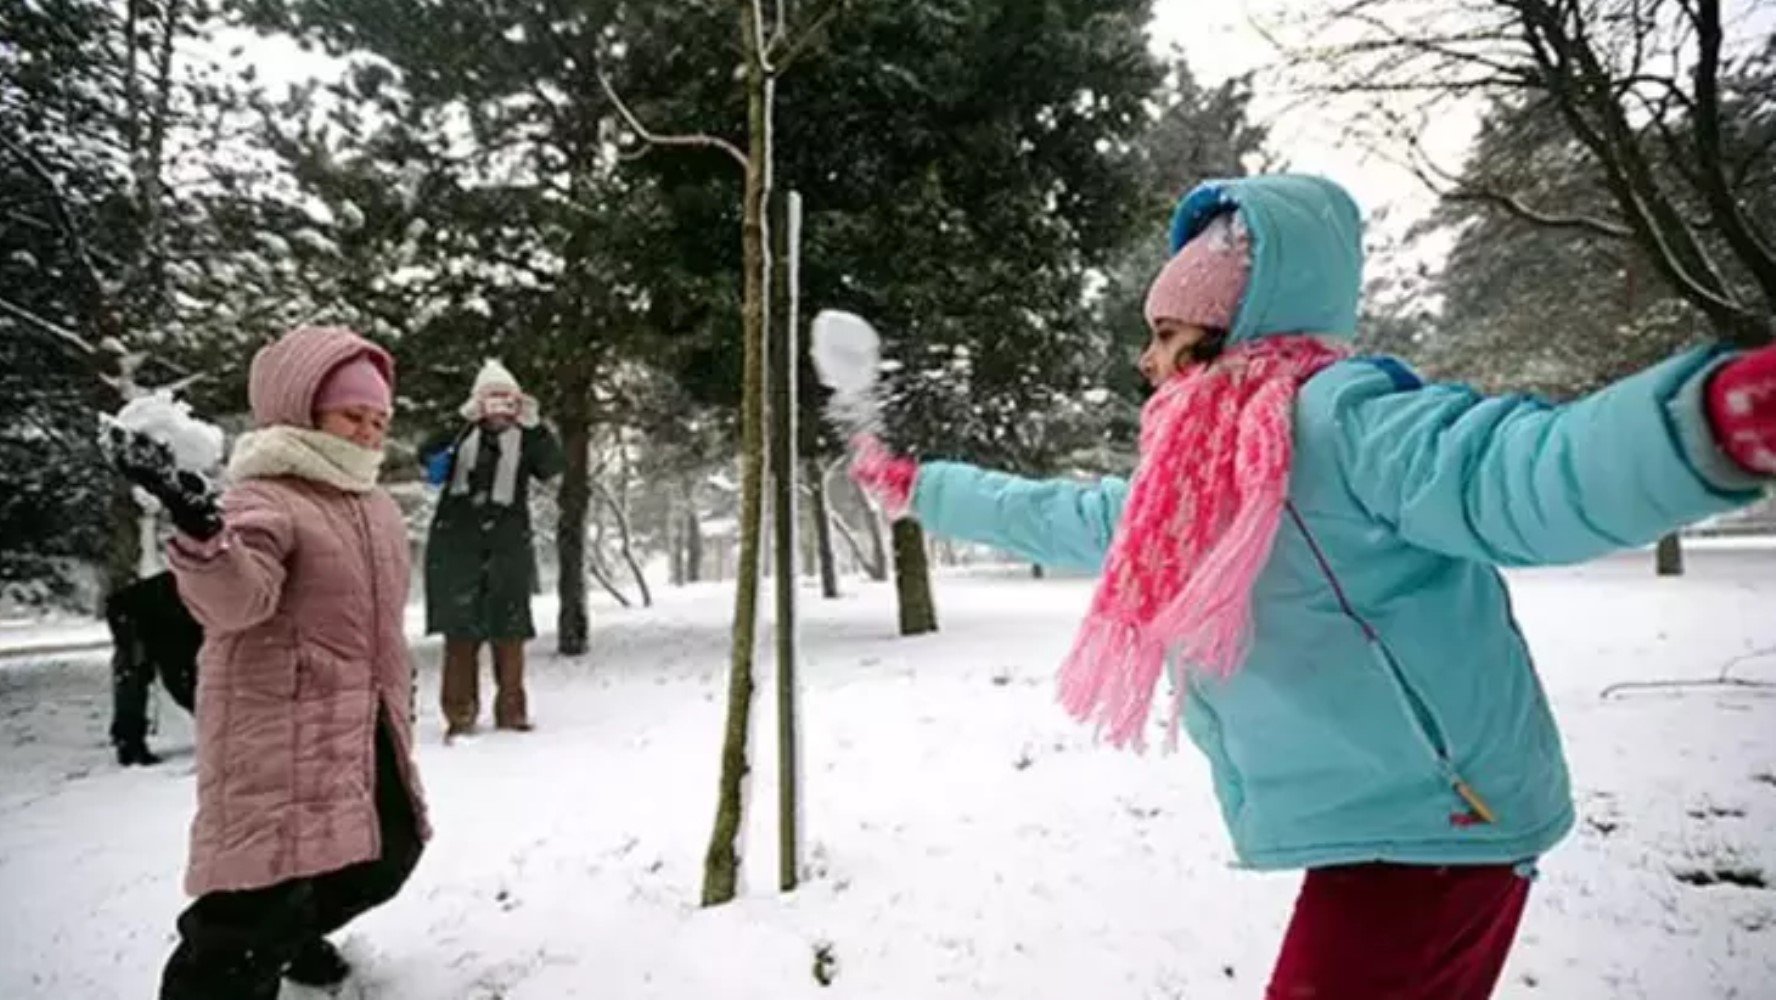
[491,639,531,731]
[441,637,482,738]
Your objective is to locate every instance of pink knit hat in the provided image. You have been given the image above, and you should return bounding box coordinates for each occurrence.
[1143,212,1251,332]
[248,325,395,429]
[314,353,393,415]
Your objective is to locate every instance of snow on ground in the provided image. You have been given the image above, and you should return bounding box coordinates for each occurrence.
[2,550,1773,1000]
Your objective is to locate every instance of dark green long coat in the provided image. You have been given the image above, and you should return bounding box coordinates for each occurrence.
[423,423,564,640]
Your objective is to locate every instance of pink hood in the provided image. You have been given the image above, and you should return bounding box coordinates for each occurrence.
[248,325,395,428]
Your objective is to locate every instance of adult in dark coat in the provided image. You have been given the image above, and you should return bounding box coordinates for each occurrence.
[104,570,202,765]
[420,359,563,738]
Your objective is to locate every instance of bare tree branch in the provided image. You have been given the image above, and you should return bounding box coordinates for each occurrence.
[1446,187,1634,238]
[593,478,653,607]
[1349,98,1636,240]
[1689,0,1776,312]
[1612,73,1696,114]
[1327,11,1529,79]
[1293,0,1770,343]
[767,0,851,74]
[0,296,98,357]
[1635,87,1707,191]
[1312,77,1537,95]
[596,70,749,171]
[1515,0,1756,337]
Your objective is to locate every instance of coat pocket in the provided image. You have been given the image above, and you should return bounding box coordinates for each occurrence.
[294,645,359,702]
[228,623,300,698]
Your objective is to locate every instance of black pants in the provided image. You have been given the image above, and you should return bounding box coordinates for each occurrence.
[106,572,200,759]
[159,718,423,1000]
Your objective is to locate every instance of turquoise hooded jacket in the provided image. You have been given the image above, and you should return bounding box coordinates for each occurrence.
[911,174,1765,870]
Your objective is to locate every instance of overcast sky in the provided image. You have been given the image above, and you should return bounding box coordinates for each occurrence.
[1147,0,1473,244]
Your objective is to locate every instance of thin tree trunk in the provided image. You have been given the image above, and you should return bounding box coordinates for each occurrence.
[594,480,652,608]
[587,551,633,608]
[702,0,771,909]
[1656,532,1685,577]
[822,457,885,581]
[684,504,704,583]
[858,478,890,582]
[893,519,939,635]
[827,508,873,576]
[585,501,635,607]
[556,367,593,655]
[799,507,817,577]
[806,456,839,598]
[668,492,686,587]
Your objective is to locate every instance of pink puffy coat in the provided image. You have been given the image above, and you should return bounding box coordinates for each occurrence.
[168,327,431,896]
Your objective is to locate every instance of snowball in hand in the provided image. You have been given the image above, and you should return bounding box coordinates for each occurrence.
[810,310,881,397]
[110,390,225,473]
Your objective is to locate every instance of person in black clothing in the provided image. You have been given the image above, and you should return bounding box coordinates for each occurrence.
[104,570,201,766]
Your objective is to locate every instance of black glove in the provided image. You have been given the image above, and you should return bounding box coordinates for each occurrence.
[100,422,225,541]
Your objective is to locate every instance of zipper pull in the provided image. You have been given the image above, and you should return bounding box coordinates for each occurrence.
[1451,777,1498,825]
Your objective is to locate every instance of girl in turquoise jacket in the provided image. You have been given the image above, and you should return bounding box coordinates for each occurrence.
[848,174,1776,999]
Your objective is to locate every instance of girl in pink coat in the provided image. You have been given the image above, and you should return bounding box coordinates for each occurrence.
[114,325,432,1000]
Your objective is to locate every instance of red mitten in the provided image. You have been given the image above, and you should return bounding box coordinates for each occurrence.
[848,434,917,520]
[1706,345,1776,475]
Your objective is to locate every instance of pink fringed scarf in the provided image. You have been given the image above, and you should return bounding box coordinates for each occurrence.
[1056,335,1348,751]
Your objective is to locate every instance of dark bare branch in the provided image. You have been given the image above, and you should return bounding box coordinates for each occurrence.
[1635,88,1706,190]
[1314,77,1536,95]
[1330,10,1527,75]
[0,296,99,357]
[1518,0,1756,334]
[1612,73,1696,114]
[1689,0,1776,311]
[1445,187,1633,238]
[1379,107,1635,238]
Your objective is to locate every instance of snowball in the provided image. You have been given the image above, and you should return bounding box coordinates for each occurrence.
[811,310,885,437]
[110,390,225,472]
[810,310,880,396]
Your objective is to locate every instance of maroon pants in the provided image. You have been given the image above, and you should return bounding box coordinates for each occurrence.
[1266,862,1532,1000]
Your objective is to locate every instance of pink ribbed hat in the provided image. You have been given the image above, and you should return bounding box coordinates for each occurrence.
[314,354,392,415]
[248,325,396,429]
[1143,213,1251,332]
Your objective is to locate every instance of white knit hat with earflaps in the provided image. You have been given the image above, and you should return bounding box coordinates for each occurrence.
[459,358,540,427]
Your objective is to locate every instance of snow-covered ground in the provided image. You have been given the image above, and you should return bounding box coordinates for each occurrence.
[2,550,1773,999]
